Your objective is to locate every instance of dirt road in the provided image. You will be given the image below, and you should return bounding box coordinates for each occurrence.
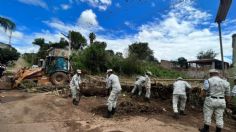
[0,90,235,132]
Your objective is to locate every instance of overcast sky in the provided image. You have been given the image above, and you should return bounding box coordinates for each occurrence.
[0,0,235,63]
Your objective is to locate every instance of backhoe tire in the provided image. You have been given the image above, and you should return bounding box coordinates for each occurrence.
[50,72,68,85]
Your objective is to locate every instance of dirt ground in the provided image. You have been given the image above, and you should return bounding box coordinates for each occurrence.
[0,90,235,132]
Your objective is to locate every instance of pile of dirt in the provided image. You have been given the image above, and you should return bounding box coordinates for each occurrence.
[91,96,167,117]
[0,75,12,89]
[14,75,108,97]
[150,83,173,99]
[118,100,164,114]
[80,75,107,97]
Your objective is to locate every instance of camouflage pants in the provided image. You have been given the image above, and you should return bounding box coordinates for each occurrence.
[132,84,151,98]
[145,88,151,99]
[107,90,120,111]
[172,94,187,113]
[131,84,142,96]
[203,97,226,128]
[70,86,79,99]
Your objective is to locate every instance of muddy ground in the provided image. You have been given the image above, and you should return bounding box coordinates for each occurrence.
[0,90,235,132]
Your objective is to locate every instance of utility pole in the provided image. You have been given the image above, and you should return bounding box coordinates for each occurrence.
[215,0,232,76]
[61,32,71,71]
[217,22,225,75]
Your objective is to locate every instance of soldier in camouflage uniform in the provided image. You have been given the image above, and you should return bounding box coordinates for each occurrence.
[199,69,230,132]
[70,69,82,105]
[231,78,236,119]
[105,69,122,118]
[131,71,152,102]
[172,77,191,119]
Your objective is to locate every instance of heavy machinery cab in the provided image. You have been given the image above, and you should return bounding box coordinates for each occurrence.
[44,56,69,75]
[42,56,70,85]
[12,55,70,88]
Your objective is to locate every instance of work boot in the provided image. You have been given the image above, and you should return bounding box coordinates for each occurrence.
[144,97,150,103]
[111,108,116,115]
[130,93,135,98]
[173,112,179,119]
[72,99,79,106]
[105,110,112,118]
[199,124,209,132]
[216,127,221,132]
[179,110,187,116]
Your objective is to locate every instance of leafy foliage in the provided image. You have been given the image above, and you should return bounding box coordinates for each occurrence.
[128,42,156,62]
[177,57,188,68]
[32,38,50,59]
[116,52,123,57]
[69,31,87,50]
[31,32,184,78]
[143,62,185,78]
[71,41,183,78]
[106,53,123,73]
[0,47,20,64]
[71,41,108,73]
[121,56,143,75]
[32,37,69,59]
[89,32,96,45]
[0,16,15,32]
[197,49,218,60]
[0,16,16,45]
[22,53,38,65]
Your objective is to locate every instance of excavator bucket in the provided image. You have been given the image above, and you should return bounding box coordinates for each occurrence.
[12,67,44,88]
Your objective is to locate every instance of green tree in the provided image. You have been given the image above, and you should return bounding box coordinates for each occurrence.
[106,50,114,56]
[0,47,20,64]
[197,49,218,60]
[69,31,87,50]
[0,17,8,31]
[106,50,123,73]
[77,41,108,73]
[49,38,68,48]
[121,56,143,75]
[128,42,154,61]
[33,37,69,59]
[177,57,188,68]
[22,53,38,65]
[89,32,96,45]
[32,38,49,59]
[115,52,123,57]
[0,17,16,45]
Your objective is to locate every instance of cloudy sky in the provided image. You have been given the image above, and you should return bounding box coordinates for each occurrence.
[0,0,235,63]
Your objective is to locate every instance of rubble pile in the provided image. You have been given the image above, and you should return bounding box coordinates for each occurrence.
[0,76,12,89]
[80,75,107,96]
[91,100,164,116]
[118,100,164,114]
[4,75,205,108]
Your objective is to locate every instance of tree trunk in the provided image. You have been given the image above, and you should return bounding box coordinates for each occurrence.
[8,30,12,45]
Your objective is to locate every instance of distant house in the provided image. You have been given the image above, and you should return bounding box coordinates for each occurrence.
[188,59,229,70]
[160,60,175,69]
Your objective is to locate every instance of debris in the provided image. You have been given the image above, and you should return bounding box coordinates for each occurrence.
[162,108,167,112]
